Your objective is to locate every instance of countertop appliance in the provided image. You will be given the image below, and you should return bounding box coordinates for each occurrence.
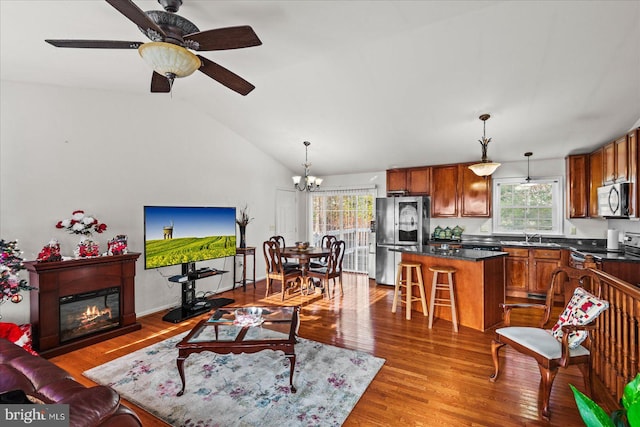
[597,183,631,218]
[375,196,430,285]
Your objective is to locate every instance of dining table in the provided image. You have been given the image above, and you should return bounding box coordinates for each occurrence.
[281,246,331,294]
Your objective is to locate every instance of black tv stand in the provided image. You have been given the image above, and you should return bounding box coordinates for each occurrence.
[162,262,229,323]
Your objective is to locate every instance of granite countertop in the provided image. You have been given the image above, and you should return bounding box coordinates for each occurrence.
[390,245,507,262]
[454,235,640,263]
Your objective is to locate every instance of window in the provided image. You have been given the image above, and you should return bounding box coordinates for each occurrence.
[492,177,563,235]
[309,187,375,273]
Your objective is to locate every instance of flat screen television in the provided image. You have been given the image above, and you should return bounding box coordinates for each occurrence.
[143,206,236,269]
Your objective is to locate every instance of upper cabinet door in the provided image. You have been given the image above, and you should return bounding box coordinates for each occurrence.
[386,169,407,195]
[589,149,603,218]
[615,135,629,182]
[603,142,616,184]
[407,167,431,196]
[431,165,458,217]
[566,154,589,218]
[459,164,491,217]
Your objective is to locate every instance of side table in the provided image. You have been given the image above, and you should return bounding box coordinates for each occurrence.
[234,247,256,291]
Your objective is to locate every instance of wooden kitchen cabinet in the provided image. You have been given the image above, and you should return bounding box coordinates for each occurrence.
[629,128,638,217]
[386,169,407,195]
[589,148,603,217]
[431,164,459,217]
[386,162,491,217]
[407,166,431,195]
[603,135,629,184]
[504,247,529,297]
[566,154,589,218]
[530,249,565,295]
[503,247,568,298]
[459,163,491,217]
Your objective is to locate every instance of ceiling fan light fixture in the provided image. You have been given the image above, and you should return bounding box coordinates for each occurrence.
[138,41,200,78]
[469,113,501,177]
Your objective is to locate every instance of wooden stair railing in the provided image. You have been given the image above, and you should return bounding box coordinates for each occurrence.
[587,268,640,412]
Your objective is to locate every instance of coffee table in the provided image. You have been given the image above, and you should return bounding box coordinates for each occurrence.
[175,305,300,396]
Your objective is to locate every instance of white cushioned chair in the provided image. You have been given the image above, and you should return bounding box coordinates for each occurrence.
[489,266,608,421]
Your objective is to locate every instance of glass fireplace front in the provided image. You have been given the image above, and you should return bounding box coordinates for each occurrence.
[59,287,120,342]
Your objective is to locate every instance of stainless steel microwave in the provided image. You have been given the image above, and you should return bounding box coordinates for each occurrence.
[597,182,631,218]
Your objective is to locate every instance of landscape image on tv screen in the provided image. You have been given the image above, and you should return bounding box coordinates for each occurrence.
[144,206,236,269]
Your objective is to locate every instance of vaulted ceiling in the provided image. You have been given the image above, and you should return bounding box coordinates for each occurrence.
[1,1,639,176]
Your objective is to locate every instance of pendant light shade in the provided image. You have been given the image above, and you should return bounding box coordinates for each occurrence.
[468,114,501,177]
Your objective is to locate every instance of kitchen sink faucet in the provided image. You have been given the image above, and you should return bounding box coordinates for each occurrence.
[524,232,542,243]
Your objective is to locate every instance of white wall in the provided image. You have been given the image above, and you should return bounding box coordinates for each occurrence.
[0,81,293,323]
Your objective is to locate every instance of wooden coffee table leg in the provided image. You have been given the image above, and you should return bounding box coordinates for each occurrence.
[176,355,186,396]
[286,352,297,393]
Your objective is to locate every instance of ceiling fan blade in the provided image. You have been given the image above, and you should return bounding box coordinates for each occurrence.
[151,72,171,93]
[186,26,262,51]
[45,39,143,49]
[105,0,166,39]
[198,55,255,95]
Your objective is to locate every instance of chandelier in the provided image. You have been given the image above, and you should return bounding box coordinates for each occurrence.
[468,114,501,177]
[292,141,323,192]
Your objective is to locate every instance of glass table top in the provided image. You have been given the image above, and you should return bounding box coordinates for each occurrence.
[186,306,298,344]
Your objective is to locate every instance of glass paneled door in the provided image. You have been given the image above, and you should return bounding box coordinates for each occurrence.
[309,188,375,273]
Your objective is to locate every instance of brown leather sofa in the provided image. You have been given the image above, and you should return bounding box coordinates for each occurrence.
[0,338,141,427]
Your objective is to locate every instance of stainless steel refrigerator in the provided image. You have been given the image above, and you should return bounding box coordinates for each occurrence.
[375,196,430,285]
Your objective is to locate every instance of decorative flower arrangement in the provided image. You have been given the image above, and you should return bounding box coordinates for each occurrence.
[36,239,62,263]
[56,210,107,236]
[107,235,128,256]
[0,240,36,305]
[75,238,100,258]
[236,204,253,227]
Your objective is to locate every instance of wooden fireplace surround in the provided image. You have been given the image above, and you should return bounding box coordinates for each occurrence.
[25,253,141,358]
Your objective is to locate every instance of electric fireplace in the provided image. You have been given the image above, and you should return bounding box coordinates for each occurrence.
[25,253,141,358]
[59,287,120,342]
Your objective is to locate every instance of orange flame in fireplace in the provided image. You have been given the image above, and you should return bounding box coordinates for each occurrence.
[81,305,112,324]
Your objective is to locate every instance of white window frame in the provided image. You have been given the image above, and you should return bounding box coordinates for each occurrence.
[492,176,564,236]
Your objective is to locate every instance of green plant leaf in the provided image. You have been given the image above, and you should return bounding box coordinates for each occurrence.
[622,374,640,410]
[570,384,615,427]
[627,403,640,427]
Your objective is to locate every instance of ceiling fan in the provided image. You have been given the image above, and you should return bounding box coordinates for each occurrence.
[45,0,261,95]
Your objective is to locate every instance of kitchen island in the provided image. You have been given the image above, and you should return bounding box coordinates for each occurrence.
[392,246,507,331]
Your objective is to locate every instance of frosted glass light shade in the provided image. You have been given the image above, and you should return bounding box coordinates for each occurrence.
[468,162,501,177]
[138,42,201,78]
[292,176,302,185]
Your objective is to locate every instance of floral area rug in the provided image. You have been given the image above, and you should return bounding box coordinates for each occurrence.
[83,332,384,427]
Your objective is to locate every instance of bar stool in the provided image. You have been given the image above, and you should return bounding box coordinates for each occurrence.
[392,261,428,320]
[428,266,458,332]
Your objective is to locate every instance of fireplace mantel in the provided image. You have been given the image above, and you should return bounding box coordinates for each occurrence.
[25,253,141,358]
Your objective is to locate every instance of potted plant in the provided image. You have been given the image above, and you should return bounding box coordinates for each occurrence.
[571,374,640,426]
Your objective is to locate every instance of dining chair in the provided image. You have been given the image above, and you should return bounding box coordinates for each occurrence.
[307,240,345,298]
[489,266,609,421]
[263,240,302,300]
[310,234,337,268]
[268,235,300,269]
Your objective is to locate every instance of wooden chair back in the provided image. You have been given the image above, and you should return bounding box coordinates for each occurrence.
[491,266,608,420]
[262,240,302,300]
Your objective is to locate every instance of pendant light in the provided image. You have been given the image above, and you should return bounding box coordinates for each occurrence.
[524,152,533,183]
[468,114,501,177]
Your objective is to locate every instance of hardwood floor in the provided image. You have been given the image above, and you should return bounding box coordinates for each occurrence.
[50,273,586,426]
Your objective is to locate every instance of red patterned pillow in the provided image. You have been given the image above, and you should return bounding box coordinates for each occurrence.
[0,322,38,355]
[551,287,609,349]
